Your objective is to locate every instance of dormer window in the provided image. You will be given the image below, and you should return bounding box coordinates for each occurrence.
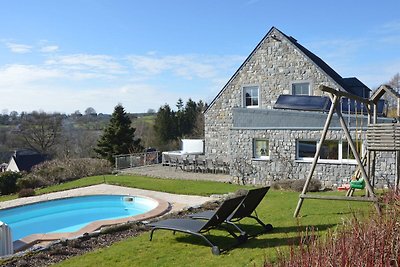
[292,82,310,95]
[243,86,259,108]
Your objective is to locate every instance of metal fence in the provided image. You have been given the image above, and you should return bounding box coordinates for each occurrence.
[114,151,160,170]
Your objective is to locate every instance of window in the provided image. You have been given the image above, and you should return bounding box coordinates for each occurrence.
[297,139,363,163]
[243,86,259,108]
[292,82,310,95]
[253,139,269,159]
[320,140,339,160]
[297,140,316,159]
[342,141,363,161]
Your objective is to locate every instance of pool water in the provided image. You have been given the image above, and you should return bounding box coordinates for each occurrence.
[0,195,158,241]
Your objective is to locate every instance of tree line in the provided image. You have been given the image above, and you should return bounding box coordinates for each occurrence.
[95,98,206,163]
[153,98,207,151]
[0,98,206,165]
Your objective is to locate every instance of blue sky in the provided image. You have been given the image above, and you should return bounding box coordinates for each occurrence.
[0,0,399,114]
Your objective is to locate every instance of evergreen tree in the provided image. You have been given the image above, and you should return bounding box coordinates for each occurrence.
[176,98,184,111]
[181,98,197,136]
[154,104,177,143]
[95,104,142,163]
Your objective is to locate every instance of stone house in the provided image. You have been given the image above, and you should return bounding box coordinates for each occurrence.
[204,26,393,186]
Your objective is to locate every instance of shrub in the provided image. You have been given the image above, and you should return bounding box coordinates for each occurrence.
[291,179,322,192]
[264,190,400,266]
[271,178,322,192]
[18,188,36,198]
[17,176,47,189]
[272,179,293,190]
[27,158,112,187]
[0,171,23,195]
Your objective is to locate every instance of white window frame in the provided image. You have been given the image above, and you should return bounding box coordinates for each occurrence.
[242,85,260,108]
[291,82,311,96]
[296,139,362,164]
[252,139,270,160]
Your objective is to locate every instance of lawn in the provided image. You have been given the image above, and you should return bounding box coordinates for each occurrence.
[0,175,374,266]
[0,175,250,203]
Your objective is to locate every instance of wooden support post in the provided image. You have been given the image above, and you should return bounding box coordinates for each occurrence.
[397,98,400,118]
[336,105,381,215]
[293,94,339,217]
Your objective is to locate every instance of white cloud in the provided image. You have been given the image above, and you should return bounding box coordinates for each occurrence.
[46,54,125,74]
[0,51,243,113]
[127,54,243,80]
[5,42,32,53]
[0,64,64,86]
[40,45,59,53]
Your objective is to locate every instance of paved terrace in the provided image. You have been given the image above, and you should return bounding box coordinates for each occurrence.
[120,163,232,183]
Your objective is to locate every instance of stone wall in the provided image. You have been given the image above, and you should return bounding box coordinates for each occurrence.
[205,28,340,159]
[228,128,397,187]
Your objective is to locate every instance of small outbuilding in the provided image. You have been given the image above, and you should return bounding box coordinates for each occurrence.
[6,150,47,172]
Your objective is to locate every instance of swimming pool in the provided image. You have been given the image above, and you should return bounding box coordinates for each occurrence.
[0,195,159,242]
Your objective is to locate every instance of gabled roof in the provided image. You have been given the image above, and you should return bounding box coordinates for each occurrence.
[370,84,400,103]
[11,150,47,172]
[205,26,369,112]
[342,77,371,98]
[279,30,348,91]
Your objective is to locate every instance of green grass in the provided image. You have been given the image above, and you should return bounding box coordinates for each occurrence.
[40,176,371,267]
[55,190,372,267]
[0,175,374,266]
[0,175,249,202]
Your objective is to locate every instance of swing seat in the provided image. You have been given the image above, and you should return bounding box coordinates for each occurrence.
[338,184,350,191]
[350,178,365,189]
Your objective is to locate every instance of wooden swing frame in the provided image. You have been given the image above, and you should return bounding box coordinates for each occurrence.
[293,85,383,217]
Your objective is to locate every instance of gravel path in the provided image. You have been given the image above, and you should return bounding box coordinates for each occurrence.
[119,164,232,183]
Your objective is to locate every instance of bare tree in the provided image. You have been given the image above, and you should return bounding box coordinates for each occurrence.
[17,112,63,155]
[384,73,400,117]
[389,73,400,91]
[56,120,100,158]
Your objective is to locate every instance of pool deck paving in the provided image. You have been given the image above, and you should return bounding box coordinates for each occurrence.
[0,184,212,211]
[0,184,214,252]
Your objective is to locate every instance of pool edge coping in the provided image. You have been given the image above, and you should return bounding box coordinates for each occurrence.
[12,194,170,252]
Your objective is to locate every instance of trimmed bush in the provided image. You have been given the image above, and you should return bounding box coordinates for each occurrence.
[272,178,322,192]
[25,158,112,187]
[18,188,36,198]
[291,179,322,192]
[17,176,46,189]
[272,179,293,190]
[0,171,23,195]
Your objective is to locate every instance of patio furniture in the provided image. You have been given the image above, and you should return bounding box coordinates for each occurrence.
[189,187,272,237]
[148,195,246,255]
[167,155,178,169]
[214,157,230,174]
[205,158,216,173]
[195,155,206,173]
[176,156,188,171]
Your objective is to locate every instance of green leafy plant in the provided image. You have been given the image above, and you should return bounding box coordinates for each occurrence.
[0,171,23,195]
